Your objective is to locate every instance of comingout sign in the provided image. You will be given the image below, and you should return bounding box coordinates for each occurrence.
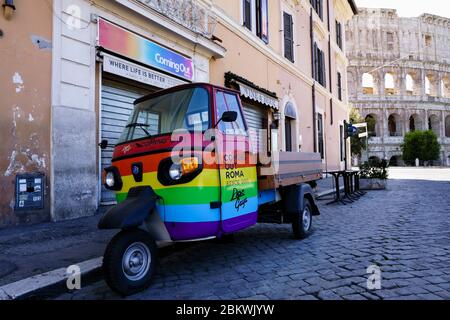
[98,19,194,81]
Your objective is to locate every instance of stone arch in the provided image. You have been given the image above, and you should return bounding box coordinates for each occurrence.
[406,74,414,93]
[362,73,376,94]
[384,72,396,95]
[280,96,300,152]
[389,155,402,167]
[365,113,378,137]
[441,75,450,98]
[428,114,440,137]
[388,113,402,136]
[425,74,438,96]
[409,113,423,132]
[446,115,450,138]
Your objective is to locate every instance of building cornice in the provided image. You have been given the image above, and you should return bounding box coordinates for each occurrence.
[113,0,226,59]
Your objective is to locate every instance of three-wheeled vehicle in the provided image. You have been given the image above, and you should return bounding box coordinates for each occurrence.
[99,83,322,295]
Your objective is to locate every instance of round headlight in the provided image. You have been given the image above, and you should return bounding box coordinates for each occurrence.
[105,172,115,187]
[169,163,183,181]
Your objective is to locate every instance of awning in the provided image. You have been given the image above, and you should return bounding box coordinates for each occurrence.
[237,82,280,110]
[225,72,279,110]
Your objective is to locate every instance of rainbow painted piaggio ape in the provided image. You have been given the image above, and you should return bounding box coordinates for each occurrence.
[98,83,322,295]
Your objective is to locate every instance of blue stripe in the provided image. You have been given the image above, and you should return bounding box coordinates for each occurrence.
[164,196,258,223]
[258,190,276,206]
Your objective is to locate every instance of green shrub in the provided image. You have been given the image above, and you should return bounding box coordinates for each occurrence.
[401,130,440,164]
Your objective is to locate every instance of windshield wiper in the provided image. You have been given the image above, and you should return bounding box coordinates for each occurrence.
[126,123,151,137]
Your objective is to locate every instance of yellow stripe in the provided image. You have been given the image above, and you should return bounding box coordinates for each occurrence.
[120,167,257,193]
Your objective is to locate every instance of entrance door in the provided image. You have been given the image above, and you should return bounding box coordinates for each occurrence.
[100,79,153,203]
[242,103,266,154]
[214,90,258,233]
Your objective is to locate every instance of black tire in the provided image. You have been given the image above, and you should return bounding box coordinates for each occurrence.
[292,197,313,239]
[103,229,157,296]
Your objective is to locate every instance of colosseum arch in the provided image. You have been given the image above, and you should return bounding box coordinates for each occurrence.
[409,113,423,132]
[442,76,450,98]
[425,74,438,96]
[365,114,378,137]
[388,113,403,136]
[362,73,377,95]
[428,114,440,136]
[445,115,450,137]
[384,73,396,95]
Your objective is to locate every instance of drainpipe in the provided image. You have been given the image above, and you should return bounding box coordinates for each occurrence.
[310,8,317,153]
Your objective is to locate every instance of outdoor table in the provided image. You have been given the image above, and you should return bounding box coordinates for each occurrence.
[325,171,351,205]
[343,171,359,201]
[353,171,366,196]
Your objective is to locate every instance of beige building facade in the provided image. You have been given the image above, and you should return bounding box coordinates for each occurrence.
[346,8,450,166]
[0,0,356,228]
[210,0,357,172]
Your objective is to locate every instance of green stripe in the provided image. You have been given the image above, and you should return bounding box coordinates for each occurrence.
[116,182,258,205]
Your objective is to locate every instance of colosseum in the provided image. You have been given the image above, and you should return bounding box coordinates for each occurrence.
[346,8,450,166]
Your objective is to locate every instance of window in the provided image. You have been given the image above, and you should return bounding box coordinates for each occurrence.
[215,91,246,136]
[283,12,294,62]
[336,20,342,49]
[425,35,432,48]
[120,87,210,143]
[387,32,394,50]
[242,0,269,43]
[256,0,269,43]
[318,114,324,160]
[313,43,326,87]
[310,0,323,20]
[337,72,342,101]
[285,118,293,152]
[243,0,252,31]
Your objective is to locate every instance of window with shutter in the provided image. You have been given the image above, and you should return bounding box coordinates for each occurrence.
[318,113,324,159]
[283,12,294,62]
[336,21,342,49]
[337,72,342,101]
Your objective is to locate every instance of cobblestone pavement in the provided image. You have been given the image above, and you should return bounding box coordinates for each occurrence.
[56,169,450,300]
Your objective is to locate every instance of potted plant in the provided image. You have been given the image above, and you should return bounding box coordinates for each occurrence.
[359,158,389,190]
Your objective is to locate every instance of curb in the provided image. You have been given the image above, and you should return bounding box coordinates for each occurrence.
[0,257,102,300]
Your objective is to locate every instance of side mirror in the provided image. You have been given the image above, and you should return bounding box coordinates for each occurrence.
[221,111,238,123]
[99,139,109,150]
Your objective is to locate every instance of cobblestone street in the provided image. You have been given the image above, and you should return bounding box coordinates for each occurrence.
[56,169,450,300]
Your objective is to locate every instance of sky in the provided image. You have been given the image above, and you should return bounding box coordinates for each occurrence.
[355,0,450,19]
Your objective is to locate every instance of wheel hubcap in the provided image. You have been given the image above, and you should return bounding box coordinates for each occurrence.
[122,242,151,281]
[302,207,311,231]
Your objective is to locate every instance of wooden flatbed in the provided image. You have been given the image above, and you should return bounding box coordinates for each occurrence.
[257,152,323,190]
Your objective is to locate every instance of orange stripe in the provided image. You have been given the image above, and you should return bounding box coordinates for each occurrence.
[113,151,258,175]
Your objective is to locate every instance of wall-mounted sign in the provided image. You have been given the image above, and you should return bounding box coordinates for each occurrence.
[15,173,45,211]
[98,19,194,81]
[102,54,186,89]
[238,82,279,110]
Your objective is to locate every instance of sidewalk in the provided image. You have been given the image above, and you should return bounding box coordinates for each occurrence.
[0,177,340,299]
[0,207,115,288]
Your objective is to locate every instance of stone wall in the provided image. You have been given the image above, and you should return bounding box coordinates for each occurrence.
[346,8,450,166]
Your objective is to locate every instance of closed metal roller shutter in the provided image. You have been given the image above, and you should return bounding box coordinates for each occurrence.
[100,80,153,203]
[243,103,266,154]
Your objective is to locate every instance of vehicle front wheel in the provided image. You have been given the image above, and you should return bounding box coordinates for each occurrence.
[292,197,313,239]
[103,229,157,296]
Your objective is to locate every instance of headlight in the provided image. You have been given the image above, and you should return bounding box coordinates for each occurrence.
[105,172,115,187]
[169,163,183,180]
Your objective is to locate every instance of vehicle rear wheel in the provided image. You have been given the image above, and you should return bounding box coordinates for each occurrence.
[103,229,157,296]
[292,197,313,239]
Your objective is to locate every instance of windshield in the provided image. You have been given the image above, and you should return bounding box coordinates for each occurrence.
[119,87,210,143]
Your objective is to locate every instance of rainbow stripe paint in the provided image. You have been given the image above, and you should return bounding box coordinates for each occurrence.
[113,152,258,241]
[98,19,194,81]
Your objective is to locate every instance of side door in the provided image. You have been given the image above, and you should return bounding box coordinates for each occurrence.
[214,90,259,233]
